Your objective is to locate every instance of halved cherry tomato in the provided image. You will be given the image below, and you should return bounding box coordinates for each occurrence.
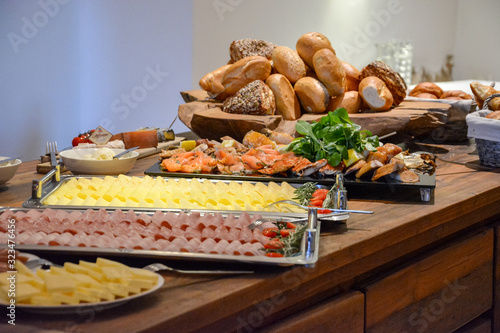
[265,252,284,257]
[309,199,324,207]
[264,239,284,250]
[262,227,278,238]
[286,222,296,229]
[318,209,332,214]
[280,229,292,237]
[312,189,329,200]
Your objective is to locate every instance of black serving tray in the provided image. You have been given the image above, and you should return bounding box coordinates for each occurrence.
[144,162,435,203]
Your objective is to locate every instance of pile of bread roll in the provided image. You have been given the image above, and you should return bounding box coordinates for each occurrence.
[199,32,408,120]
[409,82,472,101]
[470,81,500,120]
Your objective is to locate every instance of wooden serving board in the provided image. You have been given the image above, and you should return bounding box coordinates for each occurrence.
[178,90,451,142]
[36,137,185,174]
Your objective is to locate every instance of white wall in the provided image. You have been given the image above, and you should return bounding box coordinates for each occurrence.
[454,0,500,81]
[0,0,192,161]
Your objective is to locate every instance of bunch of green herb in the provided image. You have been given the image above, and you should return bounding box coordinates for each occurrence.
[287,108,379,167]
[293,182,317,206]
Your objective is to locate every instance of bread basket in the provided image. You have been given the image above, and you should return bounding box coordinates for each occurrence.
[465,93,500,168]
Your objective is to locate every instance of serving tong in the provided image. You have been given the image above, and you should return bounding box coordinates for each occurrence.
[248,174,373,231]
[32,142,61,199]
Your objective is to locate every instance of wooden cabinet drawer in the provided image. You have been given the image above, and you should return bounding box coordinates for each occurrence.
[259,291,364,333]
[360,228,493,333]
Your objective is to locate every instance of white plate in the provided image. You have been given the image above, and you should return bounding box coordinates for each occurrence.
[2,273,164,315]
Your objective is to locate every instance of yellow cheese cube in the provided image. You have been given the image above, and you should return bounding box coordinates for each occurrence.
[129,268,159,284]
[121,277,154,290]
[71,273,100,288]
[78,261,103,272]
[51,292,80,305]
[73,290,100,303]
[15,260,35,277]
[29,294,61,306]
[100,266,132,282]
[43,274,76,294]
[7,283,41,302]
[107,283,129,298]
[96,258,128,268]
[64,262,89,274]
[79,286,115,301]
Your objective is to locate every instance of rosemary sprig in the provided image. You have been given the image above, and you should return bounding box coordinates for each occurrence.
[293,182,317,206]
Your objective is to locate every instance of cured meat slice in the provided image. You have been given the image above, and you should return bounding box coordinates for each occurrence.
[224,240,243,255]
[197,238,217,253]
[212,239,230,254]
[180,238,201,252]
[242,242,265,256]
[49,232,74,246]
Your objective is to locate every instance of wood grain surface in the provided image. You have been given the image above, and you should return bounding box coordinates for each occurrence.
[178,90,451,142]
[1,139,499,332]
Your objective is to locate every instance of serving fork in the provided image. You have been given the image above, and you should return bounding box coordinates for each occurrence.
[25,259,253,275]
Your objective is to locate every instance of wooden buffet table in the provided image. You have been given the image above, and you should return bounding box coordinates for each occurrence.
[1,137,500,333]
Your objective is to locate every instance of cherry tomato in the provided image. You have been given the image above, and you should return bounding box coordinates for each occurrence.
[286,222,296,229]
[312,189,329,200]
[318,209,332,214]
[262,227,278,238]
[264,239,284,250]
[309,199,323,207]
[265,252,284,257]
[280,229,292,237]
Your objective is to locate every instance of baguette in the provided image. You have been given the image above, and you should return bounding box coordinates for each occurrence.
[312,48,345,98]
[294,77,329,113]
[222,56,272,96]
[266,74,301,120]
[358,76,393,111]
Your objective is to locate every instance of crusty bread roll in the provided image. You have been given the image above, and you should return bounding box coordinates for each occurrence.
[410,82,444,99]
[485,110,500,119]
[440,90,472,100]
[271,46,307,84]
[222,56,272,96]
[414,92,438,99]
[294,77,330,113]
[358,76,393,111]
[265,74,301,120]
[229,38,276,63]
[327,91,362,114]
[361,61,406,106]
[222,80,275,115]
[470,82,498,109]
[342,62,361,92]
[296,32,335,69]
[199,64,232,100]
[312,48,346,98]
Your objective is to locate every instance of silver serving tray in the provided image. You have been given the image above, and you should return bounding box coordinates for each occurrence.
[1,207,321,266]
[22,174,350,221]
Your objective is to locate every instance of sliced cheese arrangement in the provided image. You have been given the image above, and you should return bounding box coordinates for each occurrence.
[40,175,302,212]
[0,258,160,306]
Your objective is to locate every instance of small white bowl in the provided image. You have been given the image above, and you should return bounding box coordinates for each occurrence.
[0,158,22,185]
[59,148,139,175]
